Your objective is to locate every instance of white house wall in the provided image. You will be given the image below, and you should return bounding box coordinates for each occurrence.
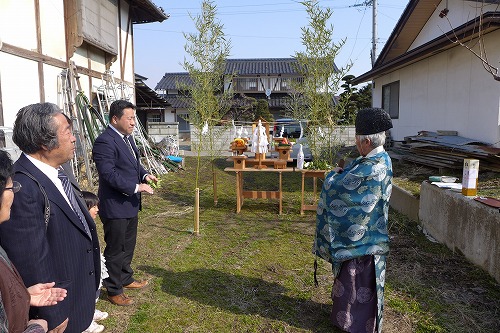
[410,0,499,51]
[109,1,135,96]
[373,31,500,146]
[43,64,66,108]
[89,48,107,74]
[0,53,39,126]
[0,1,37,50]
[0,0,140,128]
[0,0,43,124]
[39,0,66,60]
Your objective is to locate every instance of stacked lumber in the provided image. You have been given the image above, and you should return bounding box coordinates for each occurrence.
[391,131,500,172]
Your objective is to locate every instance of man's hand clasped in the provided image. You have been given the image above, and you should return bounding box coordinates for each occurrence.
[138,174,158,194]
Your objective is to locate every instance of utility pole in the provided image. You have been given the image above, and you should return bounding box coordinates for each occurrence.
[371,0,377,66]
[351,0,378,67]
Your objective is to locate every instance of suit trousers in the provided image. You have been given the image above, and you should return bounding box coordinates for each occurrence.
[101,216,138,296]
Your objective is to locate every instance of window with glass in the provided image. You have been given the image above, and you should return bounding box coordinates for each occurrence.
[382,81,400,119]
[147,114,162,123]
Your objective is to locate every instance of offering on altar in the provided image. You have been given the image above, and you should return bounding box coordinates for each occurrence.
[275,137,292,147]
[230,137,248,154]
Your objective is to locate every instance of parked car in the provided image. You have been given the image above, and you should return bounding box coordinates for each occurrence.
[270,119,312,163]
[272,118,305,138]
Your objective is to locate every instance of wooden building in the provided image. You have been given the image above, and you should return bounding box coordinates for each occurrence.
[154,58,309,139]
[0,0,168,128]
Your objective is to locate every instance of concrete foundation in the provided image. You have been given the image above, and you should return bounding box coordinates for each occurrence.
[389,185,420,222]
[419,182,500,283]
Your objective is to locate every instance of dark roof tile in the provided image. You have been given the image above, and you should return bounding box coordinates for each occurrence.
[135,75,170,108]
[225,58,299,75]
[130,0,169,24]
[163,95,189,109]
[155,73,193,90]
[156,58,304,90]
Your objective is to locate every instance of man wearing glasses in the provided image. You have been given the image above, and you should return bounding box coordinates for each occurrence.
[0,103,101,333]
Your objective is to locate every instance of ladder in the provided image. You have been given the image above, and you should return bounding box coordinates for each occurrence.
[57,62,94,186]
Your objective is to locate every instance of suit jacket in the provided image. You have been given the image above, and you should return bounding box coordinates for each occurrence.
[0,154,101,333]
[92,126,148,219]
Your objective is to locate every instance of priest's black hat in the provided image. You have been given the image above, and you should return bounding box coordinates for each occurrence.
[355,108,393,135]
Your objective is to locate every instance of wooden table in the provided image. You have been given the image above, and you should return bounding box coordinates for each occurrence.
[298,170,327,215]
[224,167,295,214]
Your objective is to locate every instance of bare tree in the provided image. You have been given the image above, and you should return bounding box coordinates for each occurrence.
[441,1,500,81]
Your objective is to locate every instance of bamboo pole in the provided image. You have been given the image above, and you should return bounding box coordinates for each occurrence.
[194,187,200,235]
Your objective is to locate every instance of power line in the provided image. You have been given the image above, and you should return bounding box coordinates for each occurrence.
[166,3,405,16]
[134,27,378,42]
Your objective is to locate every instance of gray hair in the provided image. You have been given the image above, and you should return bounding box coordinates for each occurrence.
[357,131,386,148]
[13,103,65,154]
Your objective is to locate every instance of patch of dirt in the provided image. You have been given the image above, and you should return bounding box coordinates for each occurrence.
[385,211,500,332]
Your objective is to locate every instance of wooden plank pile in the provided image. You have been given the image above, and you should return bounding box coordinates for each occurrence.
[391,131,500,172]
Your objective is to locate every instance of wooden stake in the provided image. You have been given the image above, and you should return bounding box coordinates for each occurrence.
[194,187,200,235]
[212,163,218,206]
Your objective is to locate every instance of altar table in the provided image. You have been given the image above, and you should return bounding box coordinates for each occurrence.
[224,167,295,214]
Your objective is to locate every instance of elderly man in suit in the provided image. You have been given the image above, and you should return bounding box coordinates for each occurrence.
[0,103,101,333]
[92,100,157,306]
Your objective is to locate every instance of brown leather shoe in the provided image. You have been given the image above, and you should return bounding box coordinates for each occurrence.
[107,293,134,306]
[124,280,149,289]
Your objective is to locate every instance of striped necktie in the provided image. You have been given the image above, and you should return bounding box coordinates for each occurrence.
[123,135,136,159]
[57,168,92,238]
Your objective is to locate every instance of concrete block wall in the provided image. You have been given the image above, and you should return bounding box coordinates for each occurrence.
[190,125,254,151]
[147,122,179,144]
[419,182,500,283]
[325,126,356,146]
[190,125,356,150]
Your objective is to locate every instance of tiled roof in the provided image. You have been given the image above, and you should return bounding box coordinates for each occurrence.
[135,75,170,108]
[156,58,305,90]
[130,0,169,24]
[163,95,190,109]
[224,58,299,75]
[155,73,193,90]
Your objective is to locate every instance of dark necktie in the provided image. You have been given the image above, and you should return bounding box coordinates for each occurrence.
[123,135,136,159]
[57,168,92,238]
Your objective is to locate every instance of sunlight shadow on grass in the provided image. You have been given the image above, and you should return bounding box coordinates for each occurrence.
[139,266,335,332]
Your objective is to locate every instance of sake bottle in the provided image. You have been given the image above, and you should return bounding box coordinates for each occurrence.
[297,144,305,169]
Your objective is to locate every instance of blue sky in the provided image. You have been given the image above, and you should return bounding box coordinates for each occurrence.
[134,1,409,89]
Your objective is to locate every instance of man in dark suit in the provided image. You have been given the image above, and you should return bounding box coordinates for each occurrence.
[0,103,101,333]
[92,100,157,306]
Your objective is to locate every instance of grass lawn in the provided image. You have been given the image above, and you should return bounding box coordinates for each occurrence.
[95,157,500,333]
